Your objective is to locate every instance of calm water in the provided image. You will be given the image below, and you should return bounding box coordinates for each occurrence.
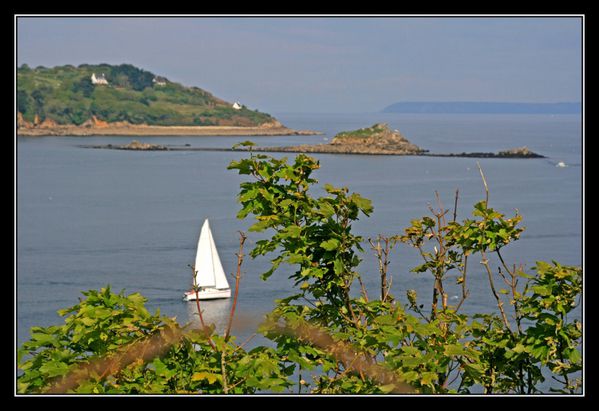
[16,113,582,356]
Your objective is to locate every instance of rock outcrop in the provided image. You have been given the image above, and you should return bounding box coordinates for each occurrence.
[38,118,59,128]
[497,146,543,158]
[119,140,167,150]
[17,112,34,129]
[81,116,109,128]
[330,123,424,153]
[256,123,426,155]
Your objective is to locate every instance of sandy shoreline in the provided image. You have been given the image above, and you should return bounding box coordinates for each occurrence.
[17,125,321,137]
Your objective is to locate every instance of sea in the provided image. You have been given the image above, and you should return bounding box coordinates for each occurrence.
[16,112,583,389]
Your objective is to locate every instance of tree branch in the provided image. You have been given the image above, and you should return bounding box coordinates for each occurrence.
[225,231,247,341]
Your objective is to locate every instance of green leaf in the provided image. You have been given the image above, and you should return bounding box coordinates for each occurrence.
[401,371,419,382]
[333,258,344,275]
[191,372,221,384]
[318,202,335,218]
[39,361,70,378]
[320,238,340,251]
[287,254,305,264]
[401,346,421,356]
[379,383,396,393]
[30,332,57,345]
[512,343,526,354]
[420,372,438,386]
[568,348,581,364]
[249,220,271,232]
[532,285,551,296]
[239,189,258,202]
[351,194,373,215]
[284,225,301,238]
[444,344,467,357]
[260,266,277,281]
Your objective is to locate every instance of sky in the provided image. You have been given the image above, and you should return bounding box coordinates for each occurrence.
[16,16,583,113]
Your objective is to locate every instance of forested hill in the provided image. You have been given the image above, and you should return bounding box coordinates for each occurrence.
[17,63,275,127]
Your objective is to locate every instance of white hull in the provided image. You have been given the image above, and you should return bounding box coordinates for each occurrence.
[183,288,231,301]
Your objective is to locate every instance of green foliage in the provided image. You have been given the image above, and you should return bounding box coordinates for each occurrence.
[71,77,95,98]
[17,287,292,394]
[18,287,165,393]
[17,90,31,115]
[334,123,388,139]
[17,64,274,126]
[227,153,372,312]
[17,150,582,395]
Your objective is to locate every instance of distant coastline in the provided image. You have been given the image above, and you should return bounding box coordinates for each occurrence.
[382,101,581,114]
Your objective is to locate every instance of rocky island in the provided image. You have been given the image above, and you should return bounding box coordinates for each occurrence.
[100,140,168,151]
[252,123,428,155]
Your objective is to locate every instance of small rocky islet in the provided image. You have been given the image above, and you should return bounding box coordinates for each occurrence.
[256,123,427,155]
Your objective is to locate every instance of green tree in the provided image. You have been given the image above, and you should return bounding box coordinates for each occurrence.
[30,89,46,117]
[71,77,94,98]
[17,90,31,115]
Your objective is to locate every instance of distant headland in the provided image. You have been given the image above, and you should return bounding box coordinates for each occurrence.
[17,63,318,136]
[382,101,581,114]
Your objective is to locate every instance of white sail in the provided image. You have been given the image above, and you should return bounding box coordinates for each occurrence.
[193,219,229,290]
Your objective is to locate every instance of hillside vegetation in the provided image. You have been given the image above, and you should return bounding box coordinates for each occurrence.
[17,63,275,127]
[332,123,389,140]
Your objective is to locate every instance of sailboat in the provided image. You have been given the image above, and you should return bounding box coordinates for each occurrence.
[183,219,231,301]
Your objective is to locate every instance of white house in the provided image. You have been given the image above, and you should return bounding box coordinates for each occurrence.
[232,101,242,110]
[91,73,108,85]
[153,76,167,86]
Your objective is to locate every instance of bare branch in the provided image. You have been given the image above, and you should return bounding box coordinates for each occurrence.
[477,162,489,206]
[220,352,229,394]
[225,231,247,341]
[452,188,459,222]
[454,255,470,313]
[481,252,512,332]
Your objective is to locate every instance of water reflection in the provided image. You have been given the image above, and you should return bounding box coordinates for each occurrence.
[184,299,232,335]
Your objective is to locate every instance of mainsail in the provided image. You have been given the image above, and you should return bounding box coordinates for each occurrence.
[193,219,229,290]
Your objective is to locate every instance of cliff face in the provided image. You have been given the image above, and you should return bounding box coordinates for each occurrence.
[80,116,109,128]
[17,112,33,129]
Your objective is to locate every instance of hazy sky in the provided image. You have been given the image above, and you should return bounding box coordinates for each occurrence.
[16,16,582,113]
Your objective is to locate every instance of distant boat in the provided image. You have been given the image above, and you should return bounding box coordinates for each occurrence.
[183,219,231,301]
[556,161,567,168]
